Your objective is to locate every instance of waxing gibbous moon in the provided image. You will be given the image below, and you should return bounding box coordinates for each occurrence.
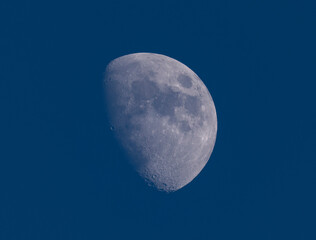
[104,53,217,192]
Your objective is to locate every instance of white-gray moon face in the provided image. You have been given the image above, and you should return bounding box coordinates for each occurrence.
[104,53,217,192]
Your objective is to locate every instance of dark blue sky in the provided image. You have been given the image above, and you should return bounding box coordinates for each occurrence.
[1,0,315,239]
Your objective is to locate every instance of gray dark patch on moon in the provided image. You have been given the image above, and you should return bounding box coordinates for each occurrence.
[132,78,158,101]
[184,95,201,115]
[180,121,191,132]
[104,53,217,192]
[152,88,181,117]
[178,74,193,88]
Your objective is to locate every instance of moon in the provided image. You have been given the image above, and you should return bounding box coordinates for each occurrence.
[104,53,217,192]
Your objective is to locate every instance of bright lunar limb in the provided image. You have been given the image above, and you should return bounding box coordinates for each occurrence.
[104,53,217,192]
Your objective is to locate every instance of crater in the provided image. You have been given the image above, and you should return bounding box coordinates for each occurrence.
[178,74,192,88]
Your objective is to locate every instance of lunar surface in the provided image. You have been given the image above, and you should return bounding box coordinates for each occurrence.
[104,53,217,192]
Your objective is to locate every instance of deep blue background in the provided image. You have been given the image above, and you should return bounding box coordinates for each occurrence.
[1,0,315,239]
